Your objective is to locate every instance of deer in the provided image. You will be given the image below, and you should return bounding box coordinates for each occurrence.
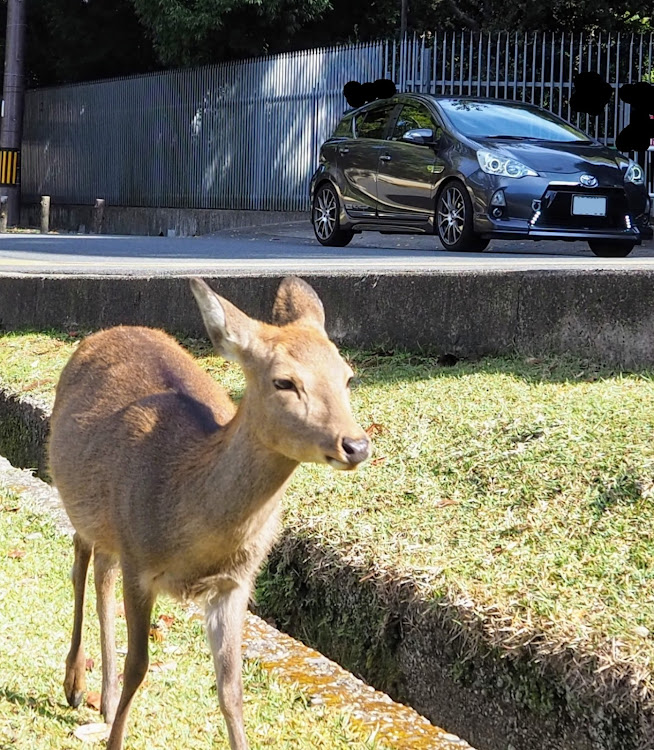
[48,276,371,750]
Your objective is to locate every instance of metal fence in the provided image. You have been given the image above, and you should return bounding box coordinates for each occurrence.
[22,32,654,211]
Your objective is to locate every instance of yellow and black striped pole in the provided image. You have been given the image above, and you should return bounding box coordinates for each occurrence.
[0,148,20,187]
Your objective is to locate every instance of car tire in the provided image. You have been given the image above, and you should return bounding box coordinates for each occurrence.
[312,183,354,247]
[436,181,489,252]
[588,240,636,258]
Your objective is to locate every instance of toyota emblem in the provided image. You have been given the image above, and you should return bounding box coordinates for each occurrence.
[580,174,598,188]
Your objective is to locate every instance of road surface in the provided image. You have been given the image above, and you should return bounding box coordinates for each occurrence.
[0,221,652,276]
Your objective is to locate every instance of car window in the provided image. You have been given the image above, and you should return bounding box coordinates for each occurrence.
[438,100,591,142]
[354,105,394,140]
[391,103,440,140]
[333,115,354,138]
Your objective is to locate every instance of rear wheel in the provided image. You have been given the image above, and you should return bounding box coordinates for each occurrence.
[588,240,636,258]
[312,183,354,247]
[436,181,489,252]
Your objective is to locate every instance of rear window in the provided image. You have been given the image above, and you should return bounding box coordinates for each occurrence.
[333,115,353,138]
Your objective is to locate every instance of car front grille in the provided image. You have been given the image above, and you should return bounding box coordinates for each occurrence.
[537,185,628,230]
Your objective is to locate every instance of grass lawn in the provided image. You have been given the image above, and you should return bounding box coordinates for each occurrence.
[0,488,388,749]
[1,331,654,712]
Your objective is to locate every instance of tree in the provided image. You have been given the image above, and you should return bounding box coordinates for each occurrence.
[130,0,330,66]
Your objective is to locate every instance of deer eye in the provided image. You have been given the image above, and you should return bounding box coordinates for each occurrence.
[273,378,296,391]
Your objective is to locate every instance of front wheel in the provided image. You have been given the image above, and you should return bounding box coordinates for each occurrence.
[588,240,636,258]
[436,181,489,252]
[312,184,354,247]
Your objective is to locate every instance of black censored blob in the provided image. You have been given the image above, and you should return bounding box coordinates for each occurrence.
[570,71,613,116]
[342,78,397,108]
[373,78,397,99]
[616,82,654,152]
[343,80,365,108]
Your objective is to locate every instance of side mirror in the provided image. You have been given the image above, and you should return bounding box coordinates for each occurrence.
[401,128,437,146]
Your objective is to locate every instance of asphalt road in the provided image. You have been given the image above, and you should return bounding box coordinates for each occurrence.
[1,221,653,276]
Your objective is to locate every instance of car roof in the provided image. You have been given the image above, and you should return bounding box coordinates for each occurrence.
[344,92,542,115]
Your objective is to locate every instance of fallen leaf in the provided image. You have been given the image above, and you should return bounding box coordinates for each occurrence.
[86,692,102,711]
[73,723,110,742]
[149,625,165,643]
[157,614,175,628]
[85,658,95,671]
[365,423,385,437]
[370,456,387,466]
[22,380,47,392]
[7,549,25,559]
[433,497,458,508]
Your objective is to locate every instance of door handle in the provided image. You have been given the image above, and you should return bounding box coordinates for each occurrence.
[379,154,392,162]
[338,147,350,155]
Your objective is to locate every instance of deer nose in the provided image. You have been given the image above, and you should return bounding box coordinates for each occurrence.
[341,436,371,465]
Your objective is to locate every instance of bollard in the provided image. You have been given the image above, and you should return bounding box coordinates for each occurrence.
[0,196,7,233]
[91,198,105,234]
[40,195,50,234]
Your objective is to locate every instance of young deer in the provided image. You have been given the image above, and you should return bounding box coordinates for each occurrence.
[48,276,370,750]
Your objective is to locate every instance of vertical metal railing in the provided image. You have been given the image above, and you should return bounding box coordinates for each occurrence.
[21,31,654,210]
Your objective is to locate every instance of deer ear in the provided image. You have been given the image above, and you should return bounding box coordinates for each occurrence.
[271,276,325,329]
[190,278,257,361]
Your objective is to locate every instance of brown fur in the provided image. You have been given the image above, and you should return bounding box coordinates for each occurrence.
[48,277,370,750]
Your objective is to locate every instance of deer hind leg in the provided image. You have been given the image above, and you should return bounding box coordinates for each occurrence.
[105,566,154,750]
[94,550,119,724]
[64,532,92,708]
[205,583,251,750]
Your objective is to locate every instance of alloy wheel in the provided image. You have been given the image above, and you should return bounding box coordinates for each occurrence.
[313,186,337,241]
[437,186,466,247]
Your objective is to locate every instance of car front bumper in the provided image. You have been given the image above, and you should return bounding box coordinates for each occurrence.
[470,172,649,245]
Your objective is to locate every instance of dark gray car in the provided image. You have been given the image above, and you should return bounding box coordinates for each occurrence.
[310,94,651,257]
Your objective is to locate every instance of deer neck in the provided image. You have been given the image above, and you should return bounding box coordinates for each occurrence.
[195,392,298,522]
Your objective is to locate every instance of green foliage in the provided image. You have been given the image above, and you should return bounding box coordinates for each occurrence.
[130,0,330,65]
[24,0,159,86]
[14,0,654,85]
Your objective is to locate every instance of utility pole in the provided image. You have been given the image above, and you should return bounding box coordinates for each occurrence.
[400,0,408,41]
[0,0,27,227]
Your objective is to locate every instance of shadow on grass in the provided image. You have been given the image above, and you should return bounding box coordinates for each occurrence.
[344,347,654,387]
[5,329,654,390]
[0,684,78,728]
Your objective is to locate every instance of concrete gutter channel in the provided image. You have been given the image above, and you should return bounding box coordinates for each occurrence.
[2,269,654,749]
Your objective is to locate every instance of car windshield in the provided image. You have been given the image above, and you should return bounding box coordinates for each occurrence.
[438,100,591,142]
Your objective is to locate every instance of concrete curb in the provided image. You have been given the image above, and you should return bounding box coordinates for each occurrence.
[2,269,654,366]
[20,204,309,237]
[0,386,650,750]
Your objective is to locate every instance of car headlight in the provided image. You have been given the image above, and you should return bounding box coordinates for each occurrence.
[477,149,538,178]
[625,160,645,185]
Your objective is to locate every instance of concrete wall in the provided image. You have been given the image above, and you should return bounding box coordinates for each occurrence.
[20,203,308,237]
[1,270,654,366]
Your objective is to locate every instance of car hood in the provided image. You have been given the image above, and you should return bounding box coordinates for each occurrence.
[474,138,628,177]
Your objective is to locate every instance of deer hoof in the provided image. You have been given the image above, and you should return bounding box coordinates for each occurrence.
[64,673,86,709]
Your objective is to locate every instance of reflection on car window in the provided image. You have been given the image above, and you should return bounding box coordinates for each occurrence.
[438,100,590,142]
[391,104,439,140]
[333,115,353,138]
[355,106,394,139]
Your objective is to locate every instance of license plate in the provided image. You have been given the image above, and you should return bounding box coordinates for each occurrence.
[572,195,607,216]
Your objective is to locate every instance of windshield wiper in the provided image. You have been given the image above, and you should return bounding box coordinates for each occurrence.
[486,134,537,140]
